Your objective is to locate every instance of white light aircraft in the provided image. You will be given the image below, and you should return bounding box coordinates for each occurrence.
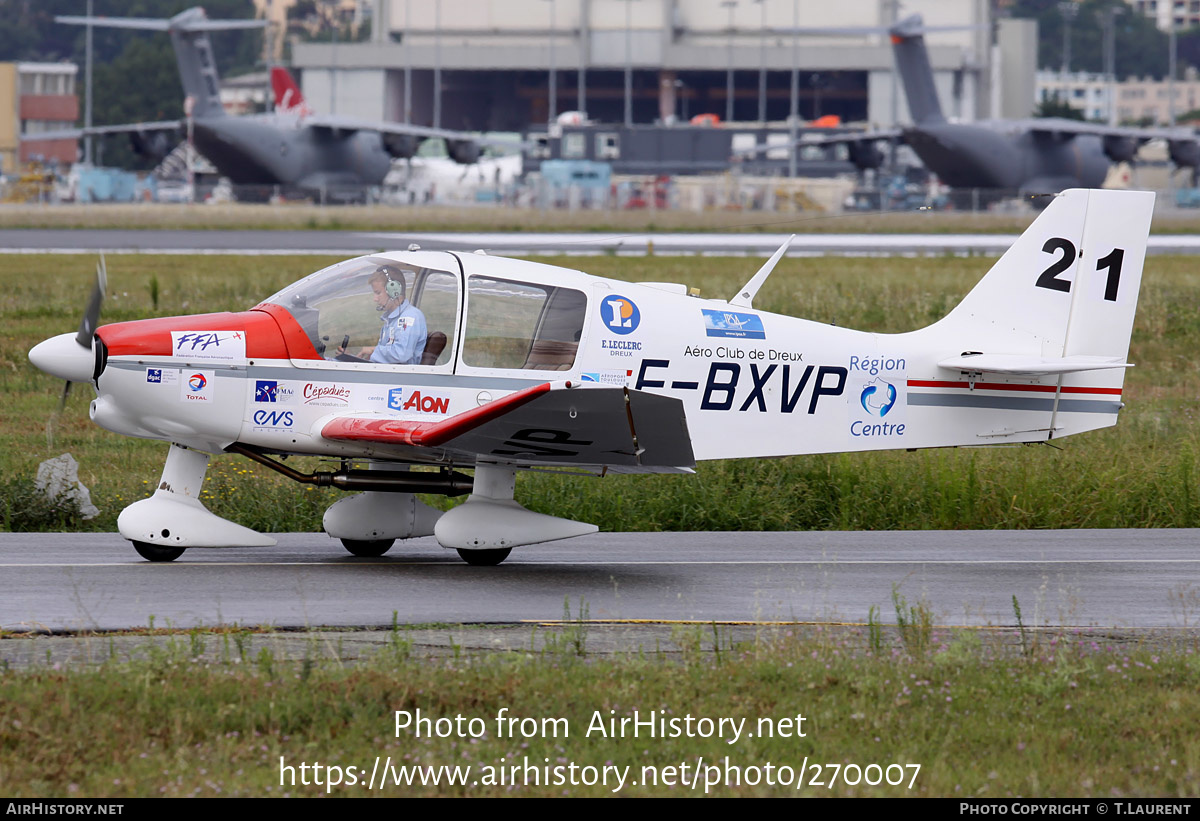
[29,188,1152,565]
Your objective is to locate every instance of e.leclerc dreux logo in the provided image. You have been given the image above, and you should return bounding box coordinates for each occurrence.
[600,295,640,335]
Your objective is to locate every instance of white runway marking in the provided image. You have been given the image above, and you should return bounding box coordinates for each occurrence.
[5,558,1200,567]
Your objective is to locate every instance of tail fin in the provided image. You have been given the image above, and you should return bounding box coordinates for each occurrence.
[889,15,945,126]
[917,188,1154,439]
[271,67,314,116]
[56,7,267,120]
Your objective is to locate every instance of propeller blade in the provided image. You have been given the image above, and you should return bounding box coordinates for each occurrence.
[46,381,71,448]
[75,254,107,348]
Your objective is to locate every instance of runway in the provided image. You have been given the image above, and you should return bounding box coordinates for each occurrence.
[3,228,1200,256]
[1,530,1196,632]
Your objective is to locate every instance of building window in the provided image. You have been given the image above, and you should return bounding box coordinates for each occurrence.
[562,132,585,159]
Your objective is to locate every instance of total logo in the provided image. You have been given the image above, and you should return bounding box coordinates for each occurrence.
[180,370,214,403]
[860,378,897,417]
[600,295,640,335]
[396,390,449,414]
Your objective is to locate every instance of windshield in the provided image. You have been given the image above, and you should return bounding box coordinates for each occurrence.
[262,256,459,366]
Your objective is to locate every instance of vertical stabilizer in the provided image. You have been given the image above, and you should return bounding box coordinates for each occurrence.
[168,9,226,119]
[929,189,1152,356]
[271,67,314,116]
[890,15,946,126]
[55,7,266,121]
[917,188,1154,441]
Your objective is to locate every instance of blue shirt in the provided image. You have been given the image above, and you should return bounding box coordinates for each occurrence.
[371,300,427,365]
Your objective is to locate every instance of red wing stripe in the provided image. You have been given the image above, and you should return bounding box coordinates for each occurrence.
[321,382,552,447]
[908,379,1123,396]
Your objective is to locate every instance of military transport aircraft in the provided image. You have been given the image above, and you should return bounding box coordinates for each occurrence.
[758,15,1200,196]
[41,7,514,199]
[269,66,523,205]
[29,188,1151,566]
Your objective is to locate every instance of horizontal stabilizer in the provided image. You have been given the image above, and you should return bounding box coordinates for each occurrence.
[55,14,266,32]
[320,382,695,469]
[23,120,180,142]
[938,353,1132,376]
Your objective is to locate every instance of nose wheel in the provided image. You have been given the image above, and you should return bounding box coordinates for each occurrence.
[132,541,187,562]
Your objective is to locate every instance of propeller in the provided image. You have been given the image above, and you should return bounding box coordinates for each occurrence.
[29,256,108,427]
[76,255,107,348]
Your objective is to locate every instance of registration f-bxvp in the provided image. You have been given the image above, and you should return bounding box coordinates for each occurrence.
[29,189,1152,565]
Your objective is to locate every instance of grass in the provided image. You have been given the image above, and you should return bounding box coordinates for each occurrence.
[0,622,1198,796]
[4,200,1200,235]
[4,252,1200,533]
[0,202,1045,234]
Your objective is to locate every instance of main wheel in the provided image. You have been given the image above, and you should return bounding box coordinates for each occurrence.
[456,547,512,566]
[341,538,395,557]
[132,541,186,562]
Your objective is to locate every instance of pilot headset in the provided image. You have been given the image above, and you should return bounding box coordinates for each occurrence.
[380,267,405,301]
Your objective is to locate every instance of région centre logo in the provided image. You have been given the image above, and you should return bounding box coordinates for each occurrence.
[860,378,897,417]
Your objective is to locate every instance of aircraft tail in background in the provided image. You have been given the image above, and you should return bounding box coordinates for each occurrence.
[271,67,314,117]
[56,7,267,120]
[888,15,946,126]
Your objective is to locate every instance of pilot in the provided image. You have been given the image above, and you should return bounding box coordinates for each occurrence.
[344,266,427,365]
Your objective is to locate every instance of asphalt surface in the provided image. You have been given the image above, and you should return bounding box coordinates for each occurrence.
[2,530,1197,633]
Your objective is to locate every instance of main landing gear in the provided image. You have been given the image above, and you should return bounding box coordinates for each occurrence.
[119,449,598,566]
[131,542,187,562]
[339,538,395,557]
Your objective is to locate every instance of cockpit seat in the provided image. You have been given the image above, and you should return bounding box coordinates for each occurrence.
[523,340,577,371]
[421,331,447,366]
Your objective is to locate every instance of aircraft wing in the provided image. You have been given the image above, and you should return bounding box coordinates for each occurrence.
[795,128,902,145]
[320,381,695,472]
[21,120,181,142]
[303,115,529,151]
[1026,119,1196,143]
[735,127,902,158]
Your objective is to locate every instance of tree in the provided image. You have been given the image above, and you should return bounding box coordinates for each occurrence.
[1009,0,1168,80]
[1,0,262,169]
[1033,95,1086,119]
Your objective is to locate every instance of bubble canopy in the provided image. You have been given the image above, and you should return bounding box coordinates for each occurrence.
[261,256,459,365]
[260,255,588,372]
